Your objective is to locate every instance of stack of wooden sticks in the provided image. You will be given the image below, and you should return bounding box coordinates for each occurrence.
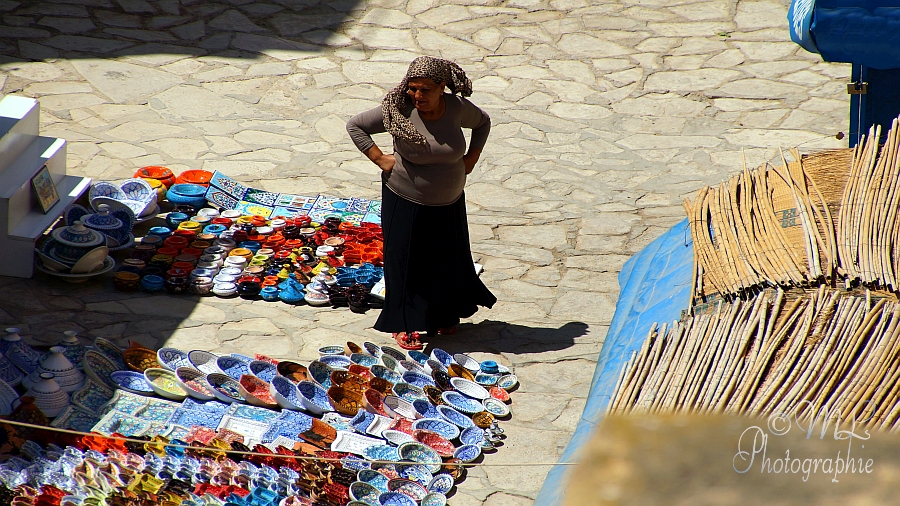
[608,287,900,430]
[686,116,900,299]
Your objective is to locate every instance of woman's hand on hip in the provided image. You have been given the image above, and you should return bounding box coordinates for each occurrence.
[463,150,481,175]
[375,153,396,173]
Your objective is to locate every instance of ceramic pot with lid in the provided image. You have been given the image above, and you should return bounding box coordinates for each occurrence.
[24,373,70,417]
[50,221,105,263]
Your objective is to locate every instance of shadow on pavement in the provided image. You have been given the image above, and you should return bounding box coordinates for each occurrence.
[0,0,363,62]
[423,320,590,356]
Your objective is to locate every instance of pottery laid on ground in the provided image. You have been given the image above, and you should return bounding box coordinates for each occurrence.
[24,373,70,417]
[1,328,42,374]
[24,346,84,393]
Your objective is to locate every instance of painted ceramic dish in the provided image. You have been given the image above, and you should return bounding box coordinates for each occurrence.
[249,360,277,383]
[320,354,352,369]
[427,474,454,495]
[318,345,344,356]
[238,374,278,408]
[407,350,429,365]
[381,354,401,373]
[429,349,454,367]
[396,463,433,487]
[399,360,426,375]
[436,405,474,428]
[421,492,447,506]
[206,373,245,403]
[351,353,379,367]
[378,492,416,506]
[276,361,309,383]
[401,371,435,389]
[331,370,369,392]
[397,442,442,473]
[349,364,375,381]
[369,377,394,396]
[143,368,187,400]
[450,377,490,400]
[453,444,481,463]
[174,367,215,401]
[474,373,499,386]
[382,429,415,446]
[393,382,426,403]
[156,347,191,371]
[363,342,383,358]
[423,385,444,406]
[363,387,386,415]
[441,391,482,414]
[83,350,120,390]
[364,445,400,462]
[452,353,480,373]
[413,430,456,457]
[270,375,303,410]
[482,397,511,417]
[308,360,334,388]
[388,478,428,501]
[328,385,364,416]
[431,370,453,392]
[412,418,460,440]
[490,386,510,402]
[371,365,402,384]
[497,374,518,390]
[459,426,485,446]
[216,356,250,381]
[383,395,418,420]
[349,481,381,506]
[110,371,153,396]
[358,470,390,493]
[412,398,440,419]
[188,350,221,375]
[472,411,495,429]
[426,359,447,375]
[447,364,475,382]
[297,380,332,415]
[93,337,125,370]
[123,344,157,372]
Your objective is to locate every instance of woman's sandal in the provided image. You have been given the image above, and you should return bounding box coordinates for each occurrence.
[393,331,423,351]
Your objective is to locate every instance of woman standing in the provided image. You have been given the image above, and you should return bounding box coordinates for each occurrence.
[346,56,496,350]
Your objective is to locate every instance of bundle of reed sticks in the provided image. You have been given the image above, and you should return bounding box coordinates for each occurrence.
[609,288,900,431]
[837,119,900,289]
[684,149,836,299]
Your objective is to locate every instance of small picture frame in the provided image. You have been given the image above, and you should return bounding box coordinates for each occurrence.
[31,164,59,214]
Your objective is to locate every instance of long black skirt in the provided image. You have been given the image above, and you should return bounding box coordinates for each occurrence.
[374,184,496,334]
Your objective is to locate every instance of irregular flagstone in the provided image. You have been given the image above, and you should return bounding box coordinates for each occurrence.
[70,59,183,103]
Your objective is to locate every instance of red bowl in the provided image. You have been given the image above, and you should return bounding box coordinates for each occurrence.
[175,169,213,187]
[134,166,175,188]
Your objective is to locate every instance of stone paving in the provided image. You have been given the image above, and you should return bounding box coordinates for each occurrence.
[0,0,851,503]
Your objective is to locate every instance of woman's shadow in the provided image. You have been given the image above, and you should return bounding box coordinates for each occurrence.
[421,320,590,356]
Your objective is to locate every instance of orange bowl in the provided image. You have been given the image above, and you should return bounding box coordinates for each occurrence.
[175,169,213,187]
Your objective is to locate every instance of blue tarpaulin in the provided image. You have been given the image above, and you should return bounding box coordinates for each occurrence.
[534,219,695,505]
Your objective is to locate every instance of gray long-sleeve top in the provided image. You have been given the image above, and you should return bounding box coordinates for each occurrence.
[346,95,491,206]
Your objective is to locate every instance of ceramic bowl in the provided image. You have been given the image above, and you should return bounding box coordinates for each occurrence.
[452,353,480,373]
[371,365,402,384]
[471,411,495,429]
[381,354,401,373]
[206,373,245,403]
[450,377,490,400]
[413,430,456,457]
[238,374,278,408]
[270,376,303,411]
[363,342,383,358]
[423,385,444,406]
[436,405,474,429]
[382,429,415,446]
[413,398,441,419]
[363,388,386,415]
[452,444,481,463]
[216,356,250,381]
[482,397,511,417]
[351,353,379,367]
[430,349,454,368]
[407,350,429,365]
[393,382,426,403]
[447,363,474,382]
[395,463,433,487]
[388,478,429,501]
[358,470,391,493]
[143,368,187,400]
[421,492,447,506]
[412,418,460,441]
[378,492,416,506]
[297,380,332,415]
[402,372,435,389]
[381,346,407,363]
[174,367,215,401]
[110,371,154,396]
[349,481,381,505]
[93,337,125,369]
[479,360,499,374]
[369,377,394,396]
[441,391,483,414]
[188,350,221,375]
[426,360,447,375]
[349,363,374,381]
[328,385,364,416]
[432,370,453,392]
[397,442,442,473]
[497,374,518,391]
[490,386,510,402]
[156,347,190,371]
[459,426,485,446]
[308,360,333,388]
[318,345,344,356]
[249,360,277,382]
[364,444,400,462]
[332,370,369,393]
[399,360,426,375]
[320,354,352,370]
[474,373,498,386]
[83,350,119,390]
[383,395,418,420]
[276,361,309,383]
[123,345,158,372]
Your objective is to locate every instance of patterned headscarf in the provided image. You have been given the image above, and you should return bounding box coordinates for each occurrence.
[382,56,473,145]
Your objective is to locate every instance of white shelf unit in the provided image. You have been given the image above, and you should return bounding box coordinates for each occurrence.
[0,95,91,278]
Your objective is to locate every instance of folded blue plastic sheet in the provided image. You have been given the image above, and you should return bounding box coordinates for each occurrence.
[534,219,694,505]
[808,1,900,68]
